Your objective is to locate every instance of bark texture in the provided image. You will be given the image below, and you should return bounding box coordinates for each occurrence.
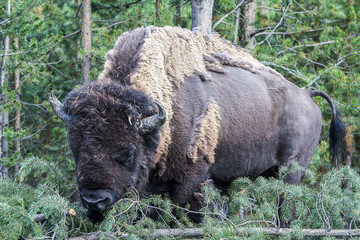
[81,0,92,85]
[174,0,181,26]
[191,0,214,34]
[233,2,241,44]
[14,37,21,173]
[242,0,257,48]
[66,227,360,239]
[156,0,162,21]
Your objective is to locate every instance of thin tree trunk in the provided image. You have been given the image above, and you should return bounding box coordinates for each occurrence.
[242,0,257,48]
[233,2,241,44]
[156,0,161,22]
[14,37,21,174]
[191,0,214,34]
[0,0,10,178]
[81,0,92,85]
[174,0,181,26]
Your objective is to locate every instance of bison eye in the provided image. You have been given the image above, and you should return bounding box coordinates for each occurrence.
[118,145,136,166]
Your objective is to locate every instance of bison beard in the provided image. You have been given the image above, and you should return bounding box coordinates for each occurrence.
[49,26,344,225]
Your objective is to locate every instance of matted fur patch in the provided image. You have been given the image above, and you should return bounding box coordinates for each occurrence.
[186,99,221,164]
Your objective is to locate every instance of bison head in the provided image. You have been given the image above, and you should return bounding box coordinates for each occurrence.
[49,82,166,222]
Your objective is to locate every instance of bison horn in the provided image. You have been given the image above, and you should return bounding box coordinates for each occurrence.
[49,90,69,123]
[135,102,167,135]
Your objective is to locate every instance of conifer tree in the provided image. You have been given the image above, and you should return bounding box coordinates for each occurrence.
[0,0,10,178]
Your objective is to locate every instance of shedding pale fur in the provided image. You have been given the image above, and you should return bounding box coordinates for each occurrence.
[99,26,283,165]
[187,99,221,163]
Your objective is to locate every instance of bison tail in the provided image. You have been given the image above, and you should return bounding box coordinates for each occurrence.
[308,90,345,167]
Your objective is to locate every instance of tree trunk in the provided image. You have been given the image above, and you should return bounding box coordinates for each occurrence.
[233,1,241,44]
[14,37,21,174]
[156,0,162,22]
[81,0,92,85]
[0,0,10,178]
[242,0,257,48]
[191,0,214,34]
[174,0,181,26]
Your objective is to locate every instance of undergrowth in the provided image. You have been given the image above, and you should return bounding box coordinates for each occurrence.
[2,153,360,239]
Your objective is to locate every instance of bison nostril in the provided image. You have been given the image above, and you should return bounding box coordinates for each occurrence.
[97,198,110,211]
[80,189,115,211]
[83,201,89,209]
[82,196,112,211]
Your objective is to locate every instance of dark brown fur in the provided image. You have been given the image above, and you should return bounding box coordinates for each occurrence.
[55,27,344,224]
[63,82,161,208]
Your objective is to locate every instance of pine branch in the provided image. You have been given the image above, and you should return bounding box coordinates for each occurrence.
[261,61,306,80]
[92,19,130,31]
[63,19,131,39]
[307,51,360,87]
[253,0,293,47]
[0,0,37,26]
[0,50,32,57]
[277,40,335,56]
[252,28,325,37]
[212,0,244,31]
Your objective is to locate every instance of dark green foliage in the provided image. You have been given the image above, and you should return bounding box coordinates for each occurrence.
[0,178,42,239]
[200,166,360,239]
[0,176,83,239]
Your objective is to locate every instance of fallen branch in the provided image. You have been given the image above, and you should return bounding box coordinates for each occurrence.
[66,227,360,239]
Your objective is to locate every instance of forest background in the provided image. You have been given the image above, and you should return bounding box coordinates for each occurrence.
[1,0,360,239]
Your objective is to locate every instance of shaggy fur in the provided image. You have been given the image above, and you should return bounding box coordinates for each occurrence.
[63,82,162,207]
[186,99,221,163]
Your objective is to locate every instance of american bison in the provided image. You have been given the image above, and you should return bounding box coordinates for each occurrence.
[49,26,344,223]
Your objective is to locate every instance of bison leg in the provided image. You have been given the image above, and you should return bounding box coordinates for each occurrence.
[188,178,215,222]
[169,161,212,222]
[278,161,307,228]
[278,151,314,227]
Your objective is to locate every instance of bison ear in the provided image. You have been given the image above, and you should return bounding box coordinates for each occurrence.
[135,102,167,135]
